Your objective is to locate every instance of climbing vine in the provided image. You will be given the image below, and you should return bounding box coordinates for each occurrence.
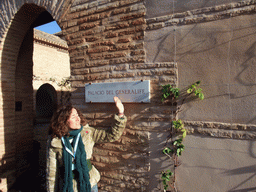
[160,81,204,192]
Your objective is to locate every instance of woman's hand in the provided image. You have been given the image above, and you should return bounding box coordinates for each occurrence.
[114,96,124,114]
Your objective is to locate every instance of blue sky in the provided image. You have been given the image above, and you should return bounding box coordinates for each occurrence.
[35,21,61,34]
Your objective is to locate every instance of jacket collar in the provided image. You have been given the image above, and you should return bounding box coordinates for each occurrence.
[50,124,89,148]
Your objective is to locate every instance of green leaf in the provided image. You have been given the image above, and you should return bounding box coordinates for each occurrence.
[187,88,192,93]
[163,147,172,154]
[199,93,204,100]
[182,130,187,138]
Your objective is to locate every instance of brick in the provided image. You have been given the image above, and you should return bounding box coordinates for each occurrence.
[136,70,152,76]
[81,31,93,37]
[89,53,104,60]
[130,62,176,69]
[120,12,146,21]
[90,66,114,73]
[59,21,68,29]
[109,56,145,64]
[115,44,129,51]
[87,47,110,53]
[133,34,144,40]
[96,2,119,13]
[89,1,98,9]
[159,76,177,83]
[80,7,97,17]
[136,25,147,31]
[68,20,78,27]
[65,26,79,34]
[72,68,90,75]
[70,4,88,12]
[109,72,135,78]
[119,0,144,6]
[112,8,127,15]
[70,57,84,63]
[105,32,118,38]
[129,42,144,49]
[115,22,130,29]
[91,41,115,47]
[131,18,146,25]
[130,49,145,56]
[80,22,100,30]
[118,29,136,36]
[104,52,127,59]
[70,75,84,81]
[67,39,84,46]
[85,36,100,42]
[114,64,128,71]
[130,3,145,11]
[86,60,109,67]
[70,62,86,69]
[84,73,109,81]
[99,11,112,19]
[117,38,131,43]
[78,17,89,25]
[69,50,84,57]
[65,12,80,21]
[104,25,117,31]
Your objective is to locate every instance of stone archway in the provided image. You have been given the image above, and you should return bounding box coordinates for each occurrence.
[0,1,71,190]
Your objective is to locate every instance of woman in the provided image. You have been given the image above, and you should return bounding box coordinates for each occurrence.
[47,96,127,192]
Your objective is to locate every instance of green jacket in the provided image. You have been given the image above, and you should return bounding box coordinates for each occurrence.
[47,114,127,192]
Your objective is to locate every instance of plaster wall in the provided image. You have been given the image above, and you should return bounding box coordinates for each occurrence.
[145,0,242,18]
[145,14,256,125]
[176,135,256,192]
[33,43,70,84]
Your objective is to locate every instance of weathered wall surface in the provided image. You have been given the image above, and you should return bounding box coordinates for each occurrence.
[146,0,243,18]
[177,135,256,192]
[145,0,256,124]
[145,0,256,191]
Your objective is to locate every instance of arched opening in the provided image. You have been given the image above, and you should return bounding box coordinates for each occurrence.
[0,3,68,191]
[36,83,57,120]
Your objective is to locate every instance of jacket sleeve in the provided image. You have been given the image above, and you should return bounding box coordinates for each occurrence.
[92,114,127,144]
[46,145,59,192]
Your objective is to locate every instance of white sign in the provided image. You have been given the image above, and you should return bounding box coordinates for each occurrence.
[85,80,150,103]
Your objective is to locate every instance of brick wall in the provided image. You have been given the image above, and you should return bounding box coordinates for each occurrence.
[60,1,178,191]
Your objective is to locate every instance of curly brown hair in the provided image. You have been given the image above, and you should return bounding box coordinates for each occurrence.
[49,105,87,139]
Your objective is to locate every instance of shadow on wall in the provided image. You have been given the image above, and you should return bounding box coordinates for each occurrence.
[145,16,256,124]
[178,134,256,192]
[71,85,178,191]
[223,140,256,192]
[0,3,62,191]
[0,17,35,191]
